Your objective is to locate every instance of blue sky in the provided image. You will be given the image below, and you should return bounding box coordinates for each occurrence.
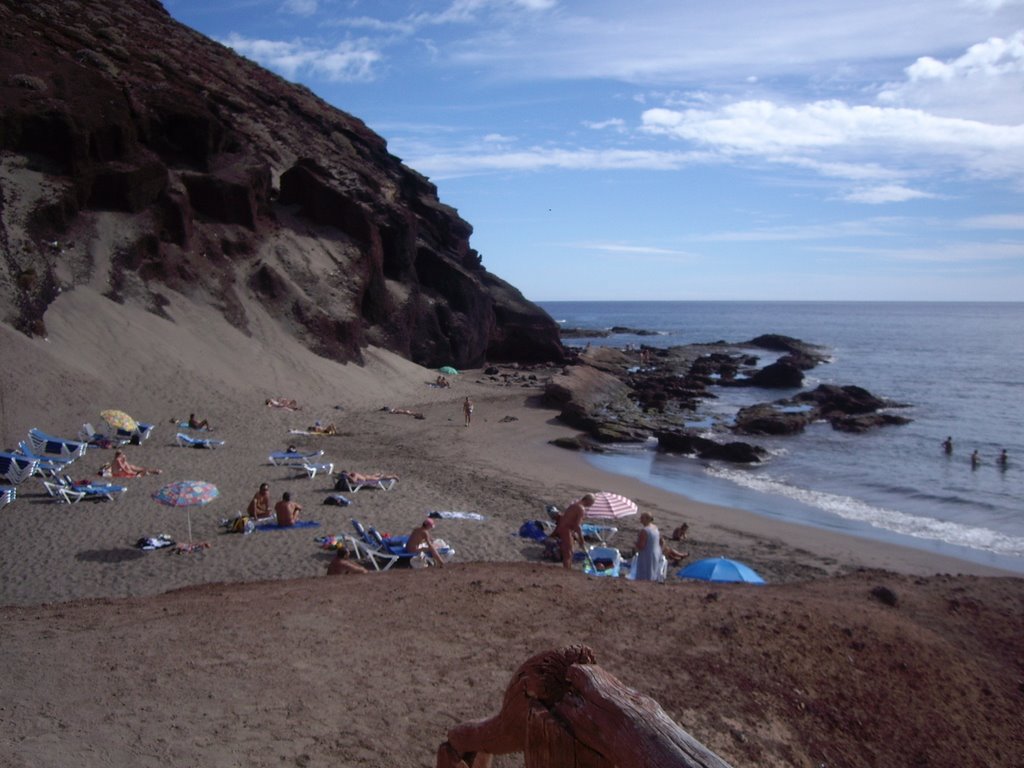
[164,0,1024,301]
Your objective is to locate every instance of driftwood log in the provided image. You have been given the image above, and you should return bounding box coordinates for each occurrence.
[437,645,734,768]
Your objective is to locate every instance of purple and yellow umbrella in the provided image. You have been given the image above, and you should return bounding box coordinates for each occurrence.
[101,409,138,434]
[152,480,219,552]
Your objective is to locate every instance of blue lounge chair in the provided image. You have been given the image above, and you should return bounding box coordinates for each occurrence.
[43,475,128,504]
[16,441,77,476]
[0,486,16,509]
[337,471,397,492]
[268,449,324,466]
[0,452,41,486]
[27,428,88,459]
[115,422,155,442]
[349,519,451,570]
[583,546,623,577]
[175,433,225,449]
[78,423,127,448]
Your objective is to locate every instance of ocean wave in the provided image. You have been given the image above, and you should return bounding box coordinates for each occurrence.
[707,466,1024,557]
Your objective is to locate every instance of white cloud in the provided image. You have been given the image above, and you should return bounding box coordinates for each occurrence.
[573,242,696,257]
[582,118,626,132]
[221,33,381,81]
[959,213,1024,228]
[842,185,936,204]
[640,99,1024,190]
[402,145,710,177]
[281,0,317,16]
[877,30,1024,123]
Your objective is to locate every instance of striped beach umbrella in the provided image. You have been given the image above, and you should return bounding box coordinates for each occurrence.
[584,491,638,520]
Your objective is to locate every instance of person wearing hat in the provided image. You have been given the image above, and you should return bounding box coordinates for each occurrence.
[404,518,447,567]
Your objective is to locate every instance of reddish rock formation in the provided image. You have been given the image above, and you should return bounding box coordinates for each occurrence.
[0,0,563,367]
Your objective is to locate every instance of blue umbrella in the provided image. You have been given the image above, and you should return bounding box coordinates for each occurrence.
[677,557,766,584]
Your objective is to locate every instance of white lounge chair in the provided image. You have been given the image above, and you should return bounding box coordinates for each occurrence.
[0,486,16,509]
[294,462,334,479]
[268,449,324,466]
[42,475,128,504]
[337,472,398,493]
[0,452,41,486]
[27,428,88,459]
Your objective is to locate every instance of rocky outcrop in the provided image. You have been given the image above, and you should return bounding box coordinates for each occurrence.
[0,0,563,367]
[733,384,912,435]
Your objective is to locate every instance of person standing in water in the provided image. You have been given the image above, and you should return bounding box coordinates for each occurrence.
[942,436,953,455]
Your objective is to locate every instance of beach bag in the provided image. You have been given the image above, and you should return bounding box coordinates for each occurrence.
[323,494,351,507]
[518,520,548,541]
[228,515,254,534]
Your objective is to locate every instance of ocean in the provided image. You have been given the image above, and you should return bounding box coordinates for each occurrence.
[538,301,1024,574]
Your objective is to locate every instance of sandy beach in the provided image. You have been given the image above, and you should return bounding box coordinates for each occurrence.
[2,289,1022,768]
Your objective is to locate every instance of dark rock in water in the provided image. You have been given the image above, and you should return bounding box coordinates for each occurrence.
[733,404,813,435]
[747,359,805,388]
[559,327,612,339]
[795,384,889,415]
[0,0,562,367]
[654,430,766,464]
[831,413,913,433]
[746,334,829,364]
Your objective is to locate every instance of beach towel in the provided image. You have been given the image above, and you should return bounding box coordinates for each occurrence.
[135,534,175,550]
[429,511,485,521]
[255,520,321,531]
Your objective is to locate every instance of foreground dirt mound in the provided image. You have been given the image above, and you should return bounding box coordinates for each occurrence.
[2,565,1020,768]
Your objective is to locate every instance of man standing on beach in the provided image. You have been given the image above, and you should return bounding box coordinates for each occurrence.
[275,492,302,527]
[463,396,474,426]
[553,493,594,570]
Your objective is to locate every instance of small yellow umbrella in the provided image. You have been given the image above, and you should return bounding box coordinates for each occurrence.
[101,409,138,434]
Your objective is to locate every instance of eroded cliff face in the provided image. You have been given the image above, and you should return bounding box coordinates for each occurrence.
[0,0,564,367]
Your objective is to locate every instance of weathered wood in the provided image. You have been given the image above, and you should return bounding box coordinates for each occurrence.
[524,701,610,768]
[553,664,734,768]
[438,645,733,768]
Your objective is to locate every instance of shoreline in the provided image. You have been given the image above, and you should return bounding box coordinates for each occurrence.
[0,289,1016,610]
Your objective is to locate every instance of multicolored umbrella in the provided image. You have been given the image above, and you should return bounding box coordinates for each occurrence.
[583,491,638,520]
[152,480,219,553]
[101,409,138,434]
[677,557,766,584]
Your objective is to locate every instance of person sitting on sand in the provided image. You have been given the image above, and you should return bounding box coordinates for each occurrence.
[326,544,368,575]
[670,523,689,541]
[662,538,689,565]
[188,413,212,430]
[404,519,446,567]
[274,491,302,527]
[106,449,162,478]
[552,493,593,570]
[308,421,338,435]
[246,482,272,520]
[435,375,450,388]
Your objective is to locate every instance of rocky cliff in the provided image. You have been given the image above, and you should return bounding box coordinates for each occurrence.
[0,0,564,367]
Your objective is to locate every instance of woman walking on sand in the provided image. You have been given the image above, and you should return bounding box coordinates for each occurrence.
[463,396,474,426]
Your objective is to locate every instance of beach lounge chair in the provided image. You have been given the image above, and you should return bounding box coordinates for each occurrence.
[583,546,623,577]
[15,441,77,477]
[115,422,155,443]
[0,452,41,486]
[268,449,324,466]
[175,433,225,449]
[27,428,88,459]
[43,475,128,504]
[581,523,618,544]
[294,461,334,479]
[337,471,397,493]
[348,519,452,570]
[78,423,126,448]
[0,485,16,509]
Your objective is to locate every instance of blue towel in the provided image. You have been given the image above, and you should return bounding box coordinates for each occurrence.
[256,520,321,531]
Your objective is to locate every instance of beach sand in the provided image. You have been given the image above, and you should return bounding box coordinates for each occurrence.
[2,288,1022,768]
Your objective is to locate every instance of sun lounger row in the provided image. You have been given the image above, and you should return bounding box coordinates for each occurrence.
[0,486,16,509]
[27,428,88,459]
[0,452,41,486]
[42,475,128,504]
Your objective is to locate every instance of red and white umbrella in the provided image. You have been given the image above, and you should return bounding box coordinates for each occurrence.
[584,491,638,520]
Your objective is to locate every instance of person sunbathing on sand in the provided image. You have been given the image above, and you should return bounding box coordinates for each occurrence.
[188,413,212,430]
[266,397,301,411]
[383,406,425,419]
[308,421,338,435]
[106,449,162,478]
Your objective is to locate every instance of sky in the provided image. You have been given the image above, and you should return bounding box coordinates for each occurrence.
[164,0,1024,302]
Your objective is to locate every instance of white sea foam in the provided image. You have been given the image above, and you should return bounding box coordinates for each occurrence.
[707,466,1024,557]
